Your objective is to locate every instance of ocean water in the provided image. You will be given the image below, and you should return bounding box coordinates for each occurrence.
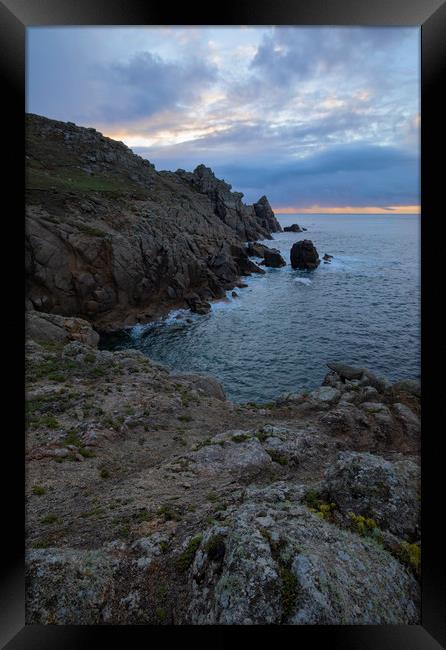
[101,214,421,403]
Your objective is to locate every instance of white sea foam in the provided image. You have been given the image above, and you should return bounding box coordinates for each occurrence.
[294,277,312,285]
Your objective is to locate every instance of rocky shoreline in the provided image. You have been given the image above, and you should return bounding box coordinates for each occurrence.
[25,312,420,625]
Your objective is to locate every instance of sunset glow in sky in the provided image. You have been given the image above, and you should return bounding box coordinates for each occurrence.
[27,26,420,213]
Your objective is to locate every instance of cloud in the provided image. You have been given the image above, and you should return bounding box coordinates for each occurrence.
[94,51,218,123]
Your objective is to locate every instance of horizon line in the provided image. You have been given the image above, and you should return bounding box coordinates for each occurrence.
[273,205,420,215]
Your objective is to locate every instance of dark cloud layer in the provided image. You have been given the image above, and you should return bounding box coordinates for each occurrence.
[136,142,419,208]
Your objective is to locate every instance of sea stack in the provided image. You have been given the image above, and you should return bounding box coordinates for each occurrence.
[290,240,320,270]
[284,224,304,232]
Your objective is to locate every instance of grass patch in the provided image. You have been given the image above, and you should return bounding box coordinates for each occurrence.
[176,534,203,572]
[157,504,182,522]
[41,514,60,525]
[32,485,45,496]
[178,415,193,423]
[279,562,298,620]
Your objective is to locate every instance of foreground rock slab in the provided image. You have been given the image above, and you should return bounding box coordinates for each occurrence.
[25,321,421,625]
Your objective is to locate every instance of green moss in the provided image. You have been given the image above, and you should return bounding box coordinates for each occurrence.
[255,429,269,443]
[63,430,82,447]
[133,509,151,523]
[32,485,45,496]
[89,367,106,378]
[33,413,59,430]
[159,540,169,554]
[155,607,167,622]
[176,534,203,572]
[99,468,110,479]
[231,433,250,443]
[267,449,289,466]
[279,562,298,620]
[78,447,95,458]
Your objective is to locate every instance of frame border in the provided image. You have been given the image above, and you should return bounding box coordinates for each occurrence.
[1,0,445,647]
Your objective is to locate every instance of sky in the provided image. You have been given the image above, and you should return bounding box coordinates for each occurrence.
[27,26,420,213]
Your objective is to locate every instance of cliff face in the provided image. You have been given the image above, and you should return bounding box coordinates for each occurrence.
[25,114,281,329]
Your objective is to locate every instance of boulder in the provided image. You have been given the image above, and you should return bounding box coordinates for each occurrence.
[326,362,365,382]
[26,310,99,347]
[263,248,286,268]
[187,484,419,624]
[324,451,420,540]
[290,240,320,270]
[284,224,303,232]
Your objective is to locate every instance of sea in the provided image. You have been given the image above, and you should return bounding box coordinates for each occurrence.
[101,213,421,403]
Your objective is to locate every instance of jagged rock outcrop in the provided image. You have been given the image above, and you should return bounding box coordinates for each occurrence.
[290,240,320,270]
[253,196,282,234]
[26,114,279,329]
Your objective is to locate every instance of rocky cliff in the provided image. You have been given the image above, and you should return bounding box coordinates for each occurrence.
[25,313,421,625]
[25,114,281,330]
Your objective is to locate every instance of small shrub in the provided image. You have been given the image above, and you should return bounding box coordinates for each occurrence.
[32,485,45,496]
[348,512,382,541]
[99,468,110,479]
[397,541,421,574]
